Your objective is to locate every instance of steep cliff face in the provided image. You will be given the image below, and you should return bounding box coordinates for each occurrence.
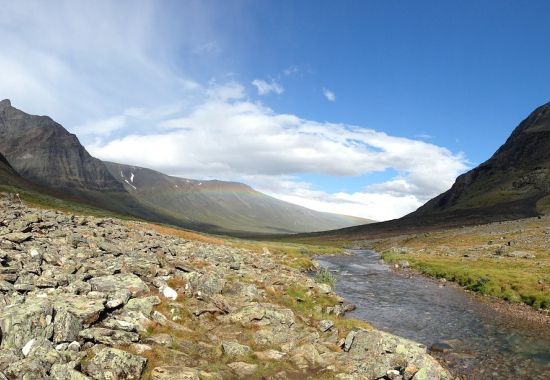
[414,101,550,218]
[0,99,124,192]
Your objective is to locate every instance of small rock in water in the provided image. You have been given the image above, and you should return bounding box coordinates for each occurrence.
[430,341,453,353]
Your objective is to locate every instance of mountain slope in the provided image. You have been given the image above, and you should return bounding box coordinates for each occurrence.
[104,161,370,235]
[291,101,550,241]
[0,99,124,192]
[0,152,22,186]
[414,101,550,218]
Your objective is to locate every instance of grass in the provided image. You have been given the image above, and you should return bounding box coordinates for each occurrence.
[376,218,550,309]
[314,268,336,287]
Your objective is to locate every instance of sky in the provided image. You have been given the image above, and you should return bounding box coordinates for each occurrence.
[1,0,550,221]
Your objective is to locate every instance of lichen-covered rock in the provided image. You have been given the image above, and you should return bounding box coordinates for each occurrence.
[0,298,53,349]
[89,273,149,296]
[79,327,139,345]
[229,303,295,327]
[221,341,251,358]
[54,310,83,343]
[151,366,200,379]
[346,330,452,379]
[51,362,91,380]
[227,362,258,378]
[52,294,106,326]
[85,348,146,380]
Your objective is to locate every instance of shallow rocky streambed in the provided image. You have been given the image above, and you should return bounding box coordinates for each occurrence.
[317,250,550,379]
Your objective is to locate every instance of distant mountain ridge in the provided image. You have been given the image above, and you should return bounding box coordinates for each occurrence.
[105,161,370,235]
[0,99,369,234]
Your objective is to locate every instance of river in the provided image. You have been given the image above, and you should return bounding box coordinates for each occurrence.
[317,250,550,379]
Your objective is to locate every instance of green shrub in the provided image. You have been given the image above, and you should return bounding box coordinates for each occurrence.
[315,268,336,287]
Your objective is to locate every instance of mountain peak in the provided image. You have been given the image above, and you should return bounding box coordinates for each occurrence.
[0,99,11,110]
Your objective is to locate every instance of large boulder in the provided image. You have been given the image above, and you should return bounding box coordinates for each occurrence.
[0,298,53,349]
[85,348,146,380]
[345,330,452,379]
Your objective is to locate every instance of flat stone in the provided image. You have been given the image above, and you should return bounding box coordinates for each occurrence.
[151,366,200,380]
[85,348,146,380]
[89,273,149,296]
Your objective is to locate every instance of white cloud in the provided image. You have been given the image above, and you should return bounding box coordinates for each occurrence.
[283,66,299,76]
[251,79,284,96]
[0,2,470,221]
[87,94,468,220]
[323,87,336,102]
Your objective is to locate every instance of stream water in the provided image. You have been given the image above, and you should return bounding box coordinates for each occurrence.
[317,250,550,379]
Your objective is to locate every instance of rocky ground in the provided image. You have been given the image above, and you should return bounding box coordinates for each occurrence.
[0,194,452,379]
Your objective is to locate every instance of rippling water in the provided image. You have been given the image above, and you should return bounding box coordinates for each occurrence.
[317,250,550,379]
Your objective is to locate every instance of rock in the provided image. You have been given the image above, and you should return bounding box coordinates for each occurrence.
[106,289,131,308]
[4,357,51,379]
[221,341,251,358]
[79,327,139,345]
[229,303,295,327]
[161,285,178,300]
[85,348,146,380]
[255,349,286,361]
[151,366,200,380]
[398,260,410,268]
[191,272,225,295]
[52,294,106,326]
[123,295,161,316]
[318,283,332,294]
[21,338,36,357]
[227,362,258,378]
[346,330,452,379]
[0,298,54,349]
[51,362,91,380]
[319,319,334,332]
[506,251,536,259]
[89,273,149,296]
[290,343,322,369]
[144,333,174,347]
[53,310,83,343]
[343,330,357,352]
[2,232,32,243]
[429,342,453,354]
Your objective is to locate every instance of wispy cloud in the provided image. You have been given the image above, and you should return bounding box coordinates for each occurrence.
[323,87,336,102]
[251,78,284,96]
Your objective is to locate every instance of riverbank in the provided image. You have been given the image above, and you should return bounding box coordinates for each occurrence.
[356,216,550,311]
[317,251,550,379]
[0,194,452,379]
[386,262,550,327]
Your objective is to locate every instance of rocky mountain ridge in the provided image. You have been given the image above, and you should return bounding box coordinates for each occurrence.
[0,195,451,379]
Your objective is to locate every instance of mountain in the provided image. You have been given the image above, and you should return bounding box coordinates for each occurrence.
[104,161,370,235]
[413,101,550,219]
[0,152,22,185]
[0,99,368,235]
[0,99,123,192]
[294,101,550,241]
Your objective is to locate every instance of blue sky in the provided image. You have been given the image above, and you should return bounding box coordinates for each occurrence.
[1,0,549,220]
